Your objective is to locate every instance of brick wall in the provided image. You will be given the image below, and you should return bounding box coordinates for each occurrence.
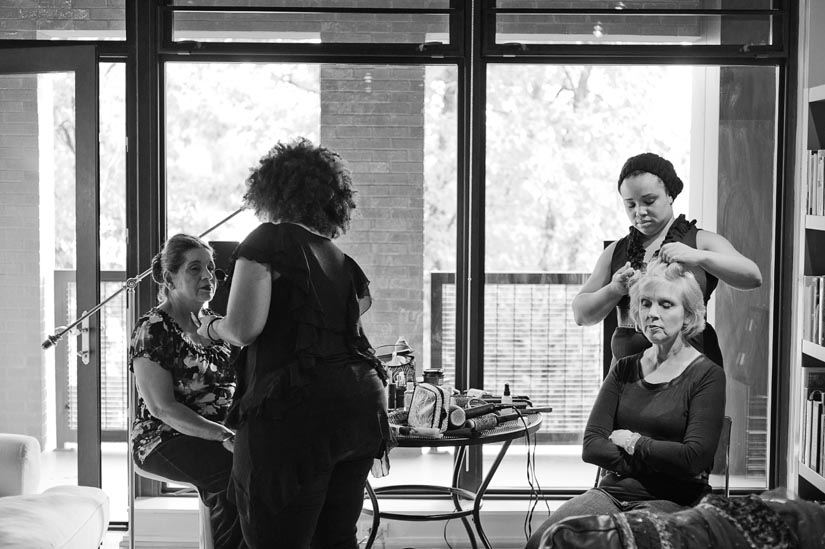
[0,1,125,39]
[321,64,427,358]
[0,73,47,443]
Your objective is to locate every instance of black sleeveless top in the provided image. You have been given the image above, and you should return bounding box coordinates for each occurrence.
[609,215,723,366]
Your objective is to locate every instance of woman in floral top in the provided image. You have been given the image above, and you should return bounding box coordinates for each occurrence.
[130,233,245,549]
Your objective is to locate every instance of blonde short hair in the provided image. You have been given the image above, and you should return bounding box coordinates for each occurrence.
[628,259,706,339]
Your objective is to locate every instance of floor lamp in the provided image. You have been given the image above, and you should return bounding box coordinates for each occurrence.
[42,207,246,549]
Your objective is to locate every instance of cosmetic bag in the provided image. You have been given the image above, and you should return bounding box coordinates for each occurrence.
[408,383,451,433]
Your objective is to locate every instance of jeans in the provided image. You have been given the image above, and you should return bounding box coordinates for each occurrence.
[140,435,247,549]
[526,488,686,549]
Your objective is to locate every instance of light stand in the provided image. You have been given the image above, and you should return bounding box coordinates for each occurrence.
[41,206,245,549]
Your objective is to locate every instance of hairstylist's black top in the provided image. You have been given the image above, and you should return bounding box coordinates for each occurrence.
[610,215,723,366]
[225,222,390,514]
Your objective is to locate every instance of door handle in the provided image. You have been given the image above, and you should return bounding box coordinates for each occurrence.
[77,312,90,365]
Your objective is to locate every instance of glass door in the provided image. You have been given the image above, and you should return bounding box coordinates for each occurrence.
[0,46,101,488]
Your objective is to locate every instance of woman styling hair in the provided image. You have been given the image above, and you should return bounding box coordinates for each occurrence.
[195,137,389,548]
[572,152,761,366]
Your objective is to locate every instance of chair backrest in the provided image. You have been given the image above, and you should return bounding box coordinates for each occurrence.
[710,416,732,497]
[0,433,41,498]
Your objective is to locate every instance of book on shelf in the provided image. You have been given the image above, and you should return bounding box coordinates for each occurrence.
[803,372,825,473]
[802,276,824,345]
[805,390,824,471]
[814,412,825,475]
[808,150,825,216]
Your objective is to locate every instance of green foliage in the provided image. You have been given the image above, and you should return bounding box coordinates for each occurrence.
[482,64,691,272]
[52,62,691,277]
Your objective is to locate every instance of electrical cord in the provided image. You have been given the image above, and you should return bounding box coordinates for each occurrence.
[512,407,551,541]
[442,518,455,549]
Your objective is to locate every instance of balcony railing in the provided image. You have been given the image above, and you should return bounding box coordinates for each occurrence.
[431,272,602,443]
[54,270,604,446]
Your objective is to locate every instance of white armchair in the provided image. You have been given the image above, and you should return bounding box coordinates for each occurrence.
[0,433,109,549]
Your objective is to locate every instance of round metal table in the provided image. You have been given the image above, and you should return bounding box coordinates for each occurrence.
[362,411,544,549]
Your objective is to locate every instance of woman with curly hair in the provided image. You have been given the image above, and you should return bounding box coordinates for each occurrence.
[571,152,762,366]
[195,138,389,548]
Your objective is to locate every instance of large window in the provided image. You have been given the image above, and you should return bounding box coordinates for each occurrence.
[483,63,777,491]
[0,2,790,537]
[165,61,460,488]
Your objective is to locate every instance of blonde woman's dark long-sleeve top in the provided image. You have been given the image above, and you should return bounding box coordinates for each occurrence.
[583,353,726,506]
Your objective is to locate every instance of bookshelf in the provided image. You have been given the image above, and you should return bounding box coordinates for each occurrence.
[796,0,825,502]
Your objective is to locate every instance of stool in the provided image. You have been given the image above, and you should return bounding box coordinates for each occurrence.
[134,464,214,549]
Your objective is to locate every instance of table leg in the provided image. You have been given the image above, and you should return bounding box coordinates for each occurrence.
[472,439,513,549]
[363,480,380,549]
[451,446,478,549]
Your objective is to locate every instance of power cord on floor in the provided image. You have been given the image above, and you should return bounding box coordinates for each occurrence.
[513,408,551,541]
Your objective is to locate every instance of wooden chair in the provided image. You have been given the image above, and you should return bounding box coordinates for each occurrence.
[594,416,733,497]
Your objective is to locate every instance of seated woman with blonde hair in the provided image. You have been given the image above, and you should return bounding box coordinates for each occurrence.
[527,259,726,548]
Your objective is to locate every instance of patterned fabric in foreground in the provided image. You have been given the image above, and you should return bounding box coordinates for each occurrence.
[535,490,825,549]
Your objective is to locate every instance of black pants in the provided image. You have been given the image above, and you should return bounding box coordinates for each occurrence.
[141,435,247,549]
[231,363,386,548]
[236,448,374,549]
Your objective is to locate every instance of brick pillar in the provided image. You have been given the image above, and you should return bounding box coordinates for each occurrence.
[0,74,48,445]
[321,65,426,358]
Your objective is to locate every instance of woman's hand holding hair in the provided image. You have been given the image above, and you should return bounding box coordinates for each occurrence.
[658,242,702,266]
[609,262,636,296]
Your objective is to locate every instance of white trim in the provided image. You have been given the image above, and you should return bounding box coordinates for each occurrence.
[689,66,720,234]
[496,33,700,46]
[36,30,123,41]
[689,66,720,329]
[173,31,320,43]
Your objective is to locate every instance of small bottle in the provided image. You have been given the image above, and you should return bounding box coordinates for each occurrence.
[395,384,406,410]
[387,381,396,410]
[394,373,407,409]
[501,383,513,406]
[404,381,415,410]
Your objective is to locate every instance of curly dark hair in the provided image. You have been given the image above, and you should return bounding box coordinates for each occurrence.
[617,152,684,199]
[243,137,356,239]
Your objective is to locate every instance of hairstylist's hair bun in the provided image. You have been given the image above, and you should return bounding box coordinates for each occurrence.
[618,152,684,199]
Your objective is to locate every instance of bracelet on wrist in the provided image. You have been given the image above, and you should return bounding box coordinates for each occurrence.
[625,432,641,455]
[206,317,222,343]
